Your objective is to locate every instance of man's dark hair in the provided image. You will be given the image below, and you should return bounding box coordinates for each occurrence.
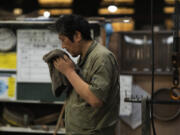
[54,14,92,42]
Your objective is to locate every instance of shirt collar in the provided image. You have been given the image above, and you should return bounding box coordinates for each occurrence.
[78,40,97,67]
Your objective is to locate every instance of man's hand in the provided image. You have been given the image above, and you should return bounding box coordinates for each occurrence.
[53,55,75,76]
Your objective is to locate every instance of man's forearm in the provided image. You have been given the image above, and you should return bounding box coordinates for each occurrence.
[65,70,103,108]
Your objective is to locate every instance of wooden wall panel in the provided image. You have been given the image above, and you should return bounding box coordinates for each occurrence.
[109,32,180,135]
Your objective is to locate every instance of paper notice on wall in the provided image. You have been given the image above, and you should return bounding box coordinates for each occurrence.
[120,85,150,129]
[120,75,132,116]
[0,75,16,100]
[0,52,16,70]
[17,29,60,83]
[17,29,79,83]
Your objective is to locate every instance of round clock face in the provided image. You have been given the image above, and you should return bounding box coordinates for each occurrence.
[0,28,16,51]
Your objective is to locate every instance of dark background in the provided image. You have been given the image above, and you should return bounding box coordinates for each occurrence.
[0,0,172,29]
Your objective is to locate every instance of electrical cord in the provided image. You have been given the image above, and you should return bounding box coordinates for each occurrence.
[150,0,157,135]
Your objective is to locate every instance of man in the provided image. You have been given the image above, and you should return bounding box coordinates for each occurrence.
[53,14,120,135]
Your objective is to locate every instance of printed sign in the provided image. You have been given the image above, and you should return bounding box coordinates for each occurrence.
[0,52,16,70]
[0,75,16,100]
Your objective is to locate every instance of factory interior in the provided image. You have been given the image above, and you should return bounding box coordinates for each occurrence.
[0,0,180,135]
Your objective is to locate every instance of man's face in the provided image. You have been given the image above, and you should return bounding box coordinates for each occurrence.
[58,35,81,57]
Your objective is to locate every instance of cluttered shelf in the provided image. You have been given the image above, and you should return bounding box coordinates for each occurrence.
[0,101,65,135]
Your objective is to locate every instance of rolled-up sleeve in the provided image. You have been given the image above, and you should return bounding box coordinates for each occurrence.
[89,54,115,103]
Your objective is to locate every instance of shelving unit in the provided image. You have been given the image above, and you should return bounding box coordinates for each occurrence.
[0,99,64,105]
[120,71,173,76]
[0,99,65,134]
[0,20,65,135]
[0,126,65,134]
[118,31,173,75]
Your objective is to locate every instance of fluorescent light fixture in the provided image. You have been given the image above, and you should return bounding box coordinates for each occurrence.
[108,5,118,12]
[99,7,134,15]
[38,0,72,5]
[123,19,130,23]
[43,11,50,18]
[39,9,72,16]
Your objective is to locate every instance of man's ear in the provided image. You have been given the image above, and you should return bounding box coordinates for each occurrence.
[73,31,82,43]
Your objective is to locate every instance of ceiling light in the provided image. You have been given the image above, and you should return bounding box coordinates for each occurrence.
[108,5,118,13]
[39,9,72,16]
[98,8,134,15]
[13,8,23,15]
[43,11,50,18]
[123,19,130,23]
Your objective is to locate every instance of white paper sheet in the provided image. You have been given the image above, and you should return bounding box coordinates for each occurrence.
[120,85,150,129]
[120,75,133,116]
[17,29,62,83]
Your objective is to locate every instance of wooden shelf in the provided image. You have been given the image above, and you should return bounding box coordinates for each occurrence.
[120,71,173,75]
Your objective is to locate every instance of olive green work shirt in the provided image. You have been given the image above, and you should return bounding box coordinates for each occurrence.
[65,41,120,135]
